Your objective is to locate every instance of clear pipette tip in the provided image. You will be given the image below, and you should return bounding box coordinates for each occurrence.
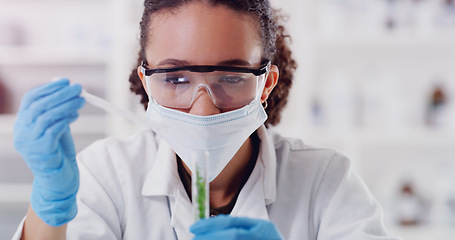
[80,89,152,130]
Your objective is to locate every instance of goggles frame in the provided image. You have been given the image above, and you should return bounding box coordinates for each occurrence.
[141,60,271,77]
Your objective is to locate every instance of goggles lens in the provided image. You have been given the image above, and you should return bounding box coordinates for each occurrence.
[142,61,270,110]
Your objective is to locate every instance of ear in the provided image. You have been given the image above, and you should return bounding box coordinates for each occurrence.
[261,64,279,103]
[137,66,149,95]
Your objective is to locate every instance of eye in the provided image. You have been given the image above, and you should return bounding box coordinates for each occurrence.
[165,75,189,85]
[219,75,246,84]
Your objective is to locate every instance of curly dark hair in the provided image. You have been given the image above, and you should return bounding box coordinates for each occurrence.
[129,0,297,127]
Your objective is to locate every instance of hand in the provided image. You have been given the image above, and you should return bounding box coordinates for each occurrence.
[14,78,85,227]
[190,214,283,240]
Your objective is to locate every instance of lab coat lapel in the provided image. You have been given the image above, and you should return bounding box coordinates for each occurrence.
[230,157,270,220]
[257,125,277,205]
[230,125,278,219]
[141,138,179,197]
[169,186,194,240]
[141,138,195,240]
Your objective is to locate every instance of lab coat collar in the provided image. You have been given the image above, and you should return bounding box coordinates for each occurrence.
[225,125,278,220]
[141,137,181,197]
[141,137,194,239]
[257,125,277,205]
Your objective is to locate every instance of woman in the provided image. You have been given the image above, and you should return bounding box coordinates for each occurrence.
[12,0,401,239]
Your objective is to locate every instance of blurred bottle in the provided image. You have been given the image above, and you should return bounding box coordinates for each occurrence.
[435,0,455,34]
[396,181,424,226]
[430,160,455,227]
[425,82,448,127]
[0,21,26,46]
[446,192,455,226]
[385,0,399,31]
[311,97,324,126]
[0,74,10,114]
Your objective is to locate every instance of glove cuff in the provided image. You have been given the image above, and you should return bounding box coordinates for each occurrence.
[31,183,78,227]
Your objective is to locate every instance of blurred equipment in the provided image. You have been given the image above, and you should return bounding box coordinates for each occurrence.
[425,82,448,127]
[0,74,11,113]
[0,22,26,46]
[396,181,425,226]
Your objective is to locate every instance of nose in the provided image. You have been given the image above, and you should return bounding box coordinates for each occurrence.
[189,86,221,116]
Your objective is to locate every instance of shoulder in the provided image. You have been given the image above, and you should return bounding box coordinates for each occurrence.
[266,128,354,206]
[267,128,351,175]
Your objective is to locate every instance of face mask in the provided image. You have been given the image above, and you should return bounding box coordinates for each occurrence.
[145,99,267,182]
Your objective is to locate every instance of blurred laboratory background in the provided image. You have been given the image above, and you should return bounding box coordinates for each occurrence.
[1,0,455,239]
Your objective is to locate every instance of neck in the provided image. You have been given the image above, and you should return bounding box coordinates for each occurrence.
[180,133,259,208]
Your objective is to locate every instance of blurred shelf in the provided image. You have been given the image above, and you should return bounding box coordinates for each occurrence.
[309,34,455,50]
[299,127,455,147]
[0,114,107,135]
[0,46,108,66]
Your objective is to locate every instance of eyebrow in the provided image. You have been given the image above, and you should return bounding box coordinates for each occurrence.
[217,59,252,67]
[156,58,252,67]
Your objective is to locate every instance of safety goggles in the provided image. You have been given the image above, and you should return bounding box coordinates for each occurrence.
[141,60,271,110]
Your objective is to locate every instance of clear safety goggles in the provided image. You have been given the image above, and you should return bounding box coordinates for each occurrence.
[141,60,271,110]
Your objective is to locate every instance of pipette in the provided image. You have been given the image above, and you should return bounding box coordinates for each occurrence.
[80,89,151,129]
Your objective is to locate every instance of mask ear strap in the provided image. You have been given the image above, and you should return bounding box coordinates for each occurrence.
[141,61,146,76]
[144,77,155,105]
[144,76,150,92]
[255,66,270,102]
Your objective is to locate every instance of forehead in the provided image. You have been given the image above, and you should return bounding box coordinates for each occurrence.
[145,3,262,66]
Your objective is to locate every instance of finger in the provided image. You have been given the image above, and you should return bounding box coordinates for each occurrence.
[39,117,78,155]
[60,127,76,160]
[34,128,76,176]
[19,78,69,111]
[14,111,78,145]
[32,84,83,113]
[22,84,83,126]
[30,97,84,140]
[16,84,81,126]
[16,119,70,170]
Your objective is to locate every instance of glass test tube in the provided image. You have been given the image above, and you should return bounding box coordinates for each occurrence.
[191,150,210,221]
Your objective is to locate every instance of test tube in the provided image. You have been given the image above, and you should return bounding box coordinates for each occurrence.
[191,150,210,221]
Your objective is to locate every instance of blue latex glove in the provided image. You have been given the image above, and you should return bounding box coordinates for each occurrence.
[190,214,283,240]
[13,78,85,227]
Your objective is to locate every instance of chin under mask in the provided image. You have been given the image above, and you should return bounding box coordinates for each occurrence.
[145,100,267,182]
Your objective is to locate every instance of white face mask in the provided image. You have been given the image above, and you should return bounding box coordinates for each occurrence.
[145,99,267,182]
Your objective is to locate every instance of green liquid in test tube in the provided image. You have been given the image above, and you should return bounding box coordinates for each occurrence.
[191,150,210,221]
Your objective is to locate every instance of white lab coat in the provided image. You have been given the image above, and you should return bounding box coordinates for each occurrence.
[13,125,401,240]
